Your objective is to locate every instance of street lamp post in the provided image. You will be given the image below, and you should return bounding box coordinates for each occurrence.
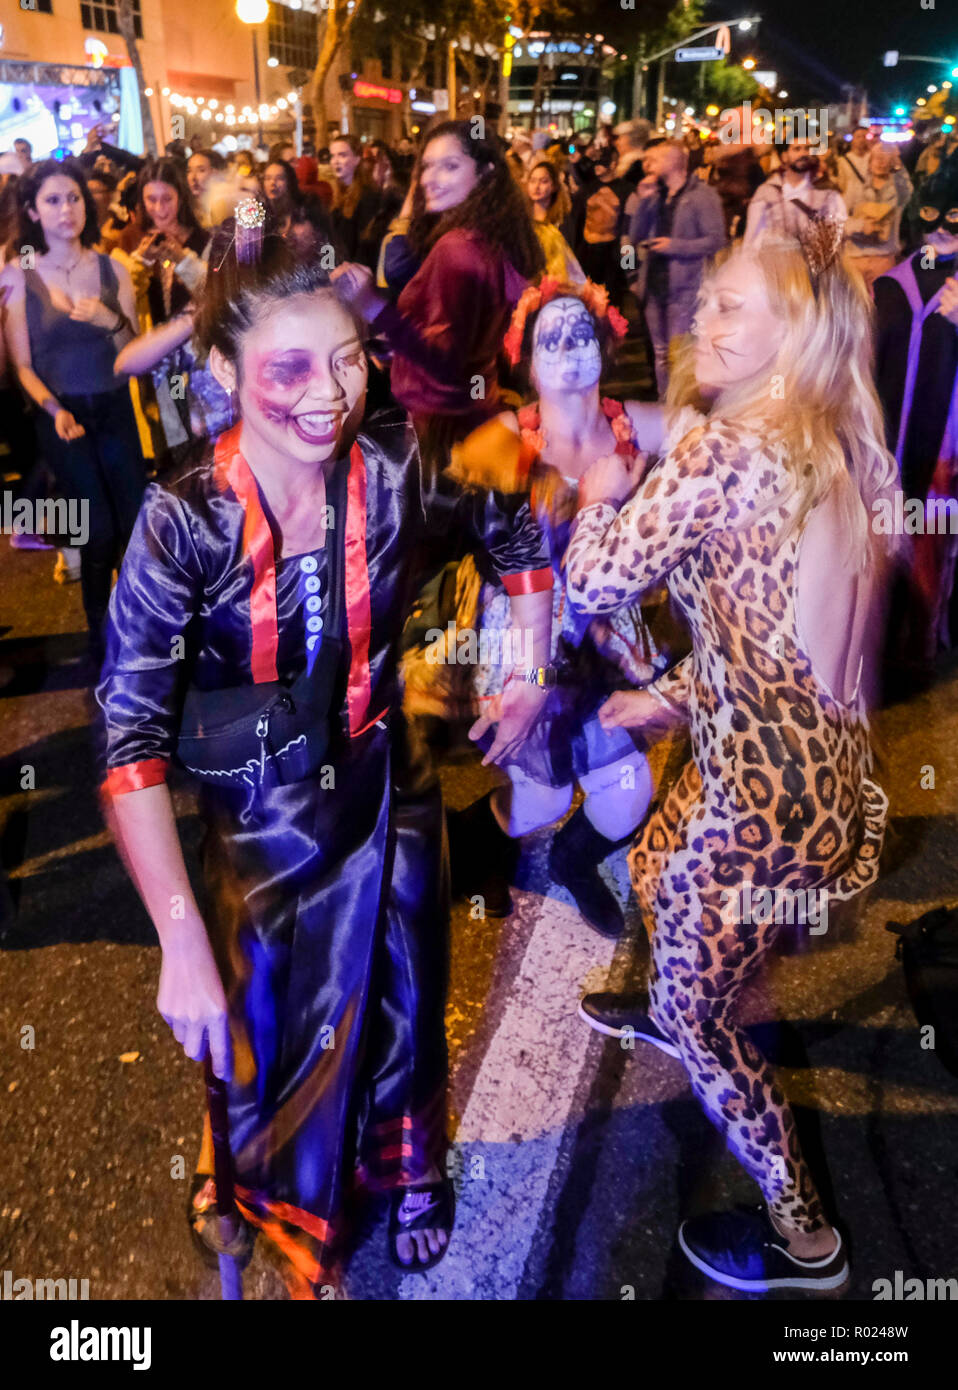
[236,0,270,153]
[635,15,762,126]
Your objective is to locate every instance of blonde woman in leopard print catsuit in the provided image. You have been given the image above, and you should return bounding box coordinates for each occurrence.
[568,233,898,1293]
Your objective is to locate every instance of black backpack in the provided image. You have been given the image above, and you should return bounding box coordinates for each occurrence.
[886,907,958,1078]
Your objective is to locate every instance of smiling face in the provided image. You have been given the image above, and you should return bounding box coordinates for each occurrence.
[532,296,602,395]
[419,133,483,214]
[217,291,368,469]
[693,256,785,393]
[143,179,181,232]
[30,174,87,246]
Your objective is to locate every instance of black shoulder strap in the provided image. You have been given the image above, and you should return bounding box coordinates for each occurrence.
[97,252,121,311]
[841,154,866,184]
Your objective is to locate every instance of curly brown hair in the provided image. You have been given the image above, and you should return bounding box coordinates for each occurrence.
[406,120,544,280]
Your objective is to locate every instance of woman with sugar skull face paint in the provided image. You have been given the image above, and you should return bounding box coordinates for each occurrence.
[96,235,552,1296]
[441,279,676,935]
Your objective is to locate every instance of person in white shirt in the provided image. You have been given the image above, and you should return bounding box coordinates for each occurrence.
[835,127,872,203]
[744,139,847,246]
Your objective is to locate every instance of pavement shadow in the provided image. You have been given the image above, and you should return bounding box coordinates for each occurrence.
[0,628,94,698]
[0,721,202,949]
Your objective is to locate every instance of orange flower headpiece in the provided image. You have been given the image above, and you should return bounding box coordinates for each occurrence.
[503,275,629,365]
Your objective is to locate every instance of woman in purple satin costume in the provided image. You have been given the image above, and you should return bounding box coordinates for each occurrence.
[96,244,552,1296]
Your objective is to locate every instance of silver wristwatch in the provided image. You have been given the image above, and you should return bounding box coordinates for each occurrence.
[520,665,559,688]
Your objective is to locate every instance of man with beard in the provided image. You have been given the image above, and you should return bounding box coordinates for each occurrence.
[744,138,846,245]
[874,152,958,692]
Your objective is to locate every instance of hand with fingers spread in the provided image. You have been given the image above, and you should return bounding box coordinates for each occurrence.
[469,680,548,767]
[158,934,233,1082]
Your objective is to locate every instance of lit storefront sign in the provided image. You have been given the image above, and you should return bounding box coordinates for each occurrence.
[353,79,402,104]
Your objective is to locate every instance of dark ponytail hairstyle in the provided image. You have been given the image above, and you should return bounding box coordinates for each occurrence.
[194,225,356,375]
[406,119,545,279]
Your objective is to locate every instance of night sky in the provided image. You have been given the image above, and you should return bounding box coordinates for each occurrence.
[720,0,958,109]
[596,1,957,112]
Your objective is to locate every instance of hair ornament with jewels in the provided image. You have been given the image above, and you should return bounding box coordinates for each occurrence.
[503,275,628,365]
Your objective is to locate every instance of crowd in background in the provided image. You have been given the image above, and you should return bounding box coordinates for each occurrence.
[0,110,956,677]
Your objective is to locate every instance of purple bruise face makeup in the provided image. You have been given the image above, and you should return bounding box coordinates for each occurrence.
[249,342,367,450]
[532,299,602,392]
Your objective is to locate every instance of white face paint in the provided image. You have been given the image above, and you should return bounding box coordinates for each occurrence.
[532,297,602,394]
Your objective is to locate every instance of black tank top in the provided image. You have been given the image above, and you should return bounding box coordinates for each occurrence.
[24,253,124,398]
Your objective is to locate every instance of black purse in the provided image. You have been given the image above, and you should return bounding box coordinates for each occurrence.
[173,463,346,790]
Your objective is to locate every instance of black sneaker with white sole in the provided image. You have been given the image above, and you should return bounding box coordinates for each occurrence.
[678,1205,849,1293]
[577,991,681,1058]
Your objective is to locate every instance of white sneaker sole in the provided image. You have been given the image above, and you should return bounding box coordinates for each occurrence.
[678,1224,850,1292]
[577,1001,682,1058]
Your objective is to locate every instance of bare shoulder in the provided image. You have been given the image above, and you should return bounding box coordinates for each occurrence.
[0,259,25,299]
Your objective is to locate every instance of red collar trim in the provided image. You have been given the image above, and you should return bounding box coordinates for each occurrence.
[212,427,374,725]
[213,425,279,684]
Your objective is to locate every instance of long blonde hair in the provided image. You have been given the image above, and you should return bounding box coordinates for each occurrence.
[667,238,898,572]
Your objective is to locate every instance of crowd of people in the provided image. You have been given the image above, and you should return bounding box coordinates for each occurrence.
[1,108,957,1299]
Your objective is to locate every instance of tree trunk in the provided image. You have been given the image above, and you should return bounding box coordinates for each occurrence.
[308,0,362,148]
[401,34,429,137]
[116,0,157,155]
[532,49,546,127]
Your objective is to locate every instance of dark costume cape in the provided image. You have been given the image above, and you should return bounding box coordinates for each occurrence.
[97,405,551,1296]
[875,252,958,668]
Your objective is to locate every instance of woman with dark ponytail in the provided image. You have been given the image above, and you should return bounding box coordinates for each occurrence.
[96,227,552,1297]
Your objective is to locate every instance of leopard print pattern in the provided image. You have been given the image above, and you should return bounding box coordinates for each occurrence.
[566,416,888,1234]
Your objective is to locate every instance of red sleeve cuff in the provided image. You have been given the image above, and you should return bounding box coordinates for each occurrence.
[501,567,554,596]
[101,758,169,797]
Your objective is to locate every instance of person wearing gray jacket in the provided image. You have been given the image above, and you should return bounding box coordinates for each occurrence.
[628,139,727,395]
